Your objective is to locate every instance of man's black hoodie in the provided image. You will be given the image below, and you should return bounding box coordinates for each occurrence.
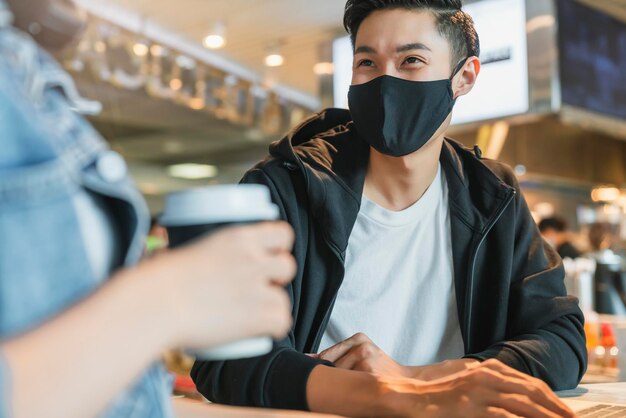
[191,108,587,411]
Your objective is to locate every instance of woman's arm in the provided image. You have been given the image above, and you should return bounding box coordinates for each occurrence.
[3,223,296,418]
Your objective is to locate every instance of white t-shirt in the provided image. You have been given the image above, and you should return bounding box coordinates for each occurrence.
[319,164,465,366]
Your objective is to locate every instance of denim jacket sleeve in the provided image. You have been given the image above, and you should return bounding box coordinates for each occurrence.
[0,16,172,418]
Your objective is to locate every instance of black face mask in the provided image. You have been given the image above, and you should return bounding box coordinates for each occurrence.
[348,60,466,157]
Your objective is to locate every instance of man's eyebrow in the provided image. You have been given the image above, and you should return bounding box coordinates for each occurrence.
[354,43,432,55]
[354,45,377,54]
[396,43,432,53]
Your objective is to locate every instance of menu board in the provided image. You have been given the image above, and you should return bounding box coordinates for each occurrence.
[558,0,626,121]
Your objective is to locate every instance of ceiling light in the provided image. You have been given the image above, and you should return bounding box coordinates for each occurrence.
[203,21,226,49]
[313,62,334,75]
[133,41,149,57]
[265,42,285,67]
[204,34,225,49]
[592,186,621,203]
[168,164,219,180]
[169,78,182,91]
[150,44,166,57]
[265,54,284,67]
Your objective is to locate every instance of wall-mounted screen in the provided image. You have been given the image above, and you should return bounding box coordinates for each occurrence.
[558,0,626,121]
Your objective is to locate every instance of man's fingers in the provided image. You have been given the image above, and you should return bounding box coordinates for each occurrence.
[333,349,365,370]
[477,369,574,418]
[480,361,574,418]
[491,394,565,418]
[319,341,355,362]
[484,406,522,418]
[318,333,370,362]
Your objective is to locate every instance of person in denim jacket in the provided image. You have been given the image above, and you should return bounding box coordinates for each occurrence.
[0,1,296,417]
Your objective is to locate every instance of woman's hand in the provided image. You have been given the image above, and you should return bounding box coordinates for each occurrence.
[146,222,297,350]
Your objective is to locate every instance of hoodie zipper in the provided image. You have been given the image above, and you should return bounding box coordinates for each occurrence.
[311,248,345,352]
[464,189,516,351]
[283,159,344,352]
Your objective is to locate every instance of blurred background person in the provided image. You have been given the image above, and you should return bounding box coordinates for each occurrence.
[539,216,583,260]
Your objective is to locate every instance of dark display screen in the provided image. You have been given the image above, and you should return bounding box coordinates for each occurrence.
[557,0,626,121]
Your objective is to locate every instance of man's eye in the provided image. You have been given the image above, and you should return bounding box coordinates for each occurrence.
[403,56,424,65]
[357,59,374,67]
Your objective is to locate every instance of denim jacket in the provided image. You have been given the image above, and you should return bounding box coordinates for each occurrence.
[0,3,173,417]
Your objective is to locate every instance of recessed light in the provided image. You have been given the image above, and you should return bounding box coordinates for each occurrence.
[167,164,219,180]
[265,54,284,67]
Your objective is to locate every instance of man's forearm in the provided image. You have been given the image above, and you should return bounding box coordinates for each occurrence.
[306,365,420,418]
[407,359,479,381]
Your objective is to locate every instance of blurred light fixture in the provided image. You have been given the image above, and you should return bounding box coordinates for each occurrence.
[592,186,621,203]
[133,40,149,57]
[265,53,284,67]
[265,42,285,67]
[534,202,555,218]
[514,164,527,177]
[313,62,334,75]
[168,164,218,180]
[203,21,226,49]
[150,44,166,57]
[94,41,107,53]
[169,78,182,91]
[189,98,205,110]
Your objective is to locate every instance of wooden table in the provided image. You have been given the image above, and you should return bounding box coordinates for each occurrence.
[558,382,626,413]
[173,398,344,418]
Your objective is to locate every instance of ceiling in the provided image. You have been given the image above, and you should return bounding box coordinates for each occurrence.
[96,0,626,98]
[71,0,626,213]
[103,0,346,96]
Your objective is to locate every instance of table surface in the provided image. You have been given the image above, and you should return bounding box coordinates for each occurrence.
[172,398,344,418]
[558,382,626,404]
[173,382,626,417]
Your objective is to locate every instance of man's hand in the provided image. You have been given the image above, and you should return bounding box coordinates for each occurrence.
[317,333,414,377]
[317,333,479,380]
[402,359,576,418]
[307,359,575,418]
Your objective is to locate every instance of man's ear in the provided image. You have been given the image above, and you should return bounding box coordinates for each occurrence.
[452,56,480,100]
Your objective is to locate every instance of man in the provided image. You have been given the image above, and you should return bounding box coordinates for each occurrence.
[539,217,582,259]
[192,1,586,417]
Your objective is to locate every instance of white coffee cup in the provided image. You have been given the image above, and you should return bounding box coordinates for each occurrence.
[160,184,280,360]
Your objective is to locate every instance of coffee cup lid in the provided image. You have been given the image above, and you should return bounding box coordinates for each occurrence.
[159,184,279,226]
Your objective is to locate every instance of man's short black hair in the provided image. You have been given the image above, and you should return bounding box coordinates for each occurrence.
[538,217,568,233]
[343,0,480,69]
